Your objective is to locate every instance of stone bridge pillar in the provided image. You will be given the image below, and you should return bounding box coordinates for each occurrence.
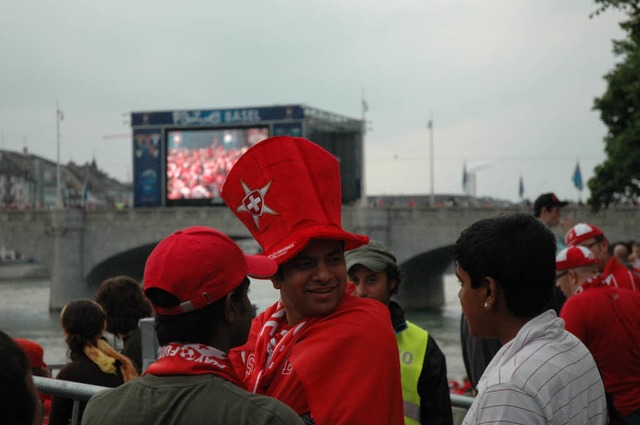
[50,209,87,311]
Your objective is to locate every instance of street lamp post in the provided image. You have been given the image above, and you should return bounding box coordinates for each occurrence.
[55,100,63,209]
[428,113,434,207]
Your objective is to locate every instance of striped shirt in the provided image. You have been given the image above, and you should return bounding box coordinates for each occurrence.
[462,310,607,425]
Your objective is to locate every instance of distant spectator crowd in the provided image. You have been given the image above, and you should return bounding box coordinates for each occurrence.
[167,142,248,200]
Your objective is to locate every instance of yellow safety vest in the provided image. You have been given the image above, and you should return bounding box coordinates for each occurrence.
[397,321,428,425]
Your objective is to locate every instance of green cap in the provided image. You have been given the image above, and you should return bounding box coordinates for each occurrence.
[345,241,397,273]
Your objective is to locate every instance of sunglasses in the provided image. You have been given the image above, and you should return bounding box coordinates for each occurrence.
[555,271,568,281]
[580,240,601,249]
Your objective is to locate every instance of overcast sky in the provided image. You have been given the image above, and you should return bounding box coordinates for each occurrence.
[0,1,626,203]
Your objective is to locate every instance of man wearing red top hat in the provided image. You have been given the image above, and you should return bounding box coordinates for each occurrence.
[565,223,639,292]
[221,136,404,425]
[555,246,640,423]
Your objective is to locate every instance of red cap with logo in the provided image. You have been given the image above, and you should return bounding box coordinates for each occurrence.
[220,136,369,265]
[143,226,277,315]
[556,246,600,271]
[565,223,604,247]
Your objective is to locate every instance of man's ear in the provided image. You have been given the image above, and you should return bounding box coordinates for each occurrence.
[271,276,281,290]
[568,270,579,287]
[388,278,398,293]
[223,292,235,322]
[484,276,498,310]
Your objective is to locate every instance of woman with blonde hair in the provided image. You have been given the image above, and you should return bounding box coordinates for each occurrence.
[49,299,138,425]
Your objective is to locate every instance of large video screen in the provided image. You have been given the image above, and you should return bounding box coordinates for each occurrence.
[165,126,269,206]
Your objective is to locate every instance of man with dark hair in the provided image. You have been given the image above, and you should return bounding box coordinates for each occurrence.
[221,136,403,425]
[456,214,607,424]
[0,330,41,425]
[82,226,303,425]
[459,193,572,392]
[533,192,569,233]
[534,192,574,311]
[566,223,639,292]
[345,241,452,425]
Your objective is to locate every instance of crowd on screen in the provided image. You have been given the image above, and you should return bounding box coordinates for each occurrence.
[166,142,247,200]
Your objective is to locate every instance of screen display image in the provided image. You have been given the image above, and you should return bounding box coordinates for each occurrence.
[166,127,269,205]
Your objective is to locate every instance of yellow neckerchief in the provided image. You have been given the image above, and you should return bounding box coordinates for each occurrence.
[83,339,138,383]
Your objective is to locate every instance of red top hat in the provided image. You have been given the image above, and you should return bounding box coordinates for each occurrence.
[221,136,368,265]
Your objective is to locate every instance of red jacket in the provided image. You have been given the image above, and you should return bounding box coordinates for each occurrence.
[230,293,404,425]
[603,257,639,292]
[560,275,640,416]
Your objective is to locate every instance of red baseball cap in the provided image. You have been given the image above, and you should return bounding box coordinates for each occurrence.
[220,136,369,265]
[14,338,47,369]
[565,223,604,247]
[143,226,277,315]
[556,246,600,271]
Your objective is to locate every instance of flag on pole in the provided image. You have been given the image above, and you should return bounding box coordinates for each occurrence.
[462,161,468,193]
[519,175,524,198]
[572,161,583,191]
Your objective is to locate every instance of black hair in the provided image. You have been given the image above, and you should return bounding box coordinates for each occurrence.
[454,213,556,319]
[384,263,404,295]
[149,279,249,346]
[95,276,153,336]
[61,300,107,359]
[0,330,37,425]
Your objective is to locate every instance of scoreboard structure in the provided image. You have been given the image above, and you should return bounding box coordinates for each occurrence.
[130,104,364,207]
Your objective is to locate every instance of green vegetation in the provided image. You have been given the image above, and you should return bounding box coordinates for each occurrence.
[589,0,640,210]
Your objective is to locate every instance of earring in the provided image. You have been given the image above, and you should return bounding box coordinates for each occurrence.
[484,301,489,309]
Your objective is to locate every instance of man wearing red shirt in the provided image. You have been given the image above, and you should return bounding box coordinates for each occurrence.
[556,245,640,423]
[565,223,639,292]
[221,136,404,425]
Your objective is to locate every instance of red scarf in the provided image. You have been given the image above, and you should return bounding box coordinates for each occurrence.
[145,343,241,386]
[577,274,606,294]
[244,301,317,393]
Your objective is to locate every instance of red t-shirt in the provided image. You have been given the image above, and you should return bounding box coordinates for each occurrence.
[560,275,640,416]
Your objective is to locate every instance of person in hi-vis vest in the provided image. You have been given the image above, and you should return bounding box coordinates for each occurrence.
[346,242,453,425]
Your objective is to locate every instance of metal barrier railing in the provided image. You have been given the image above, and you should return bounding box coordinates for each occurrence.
[33,376,107,425]
[34,375,475,423]
[450,393,474,409]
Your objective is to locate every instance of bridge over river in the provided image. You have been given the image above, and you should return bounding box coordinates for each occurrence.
[1,206,638,310]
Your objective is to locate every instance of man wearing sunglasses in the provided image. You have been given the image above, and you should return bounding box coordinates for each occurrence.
[556,245,640,424]
[565,223,639,292]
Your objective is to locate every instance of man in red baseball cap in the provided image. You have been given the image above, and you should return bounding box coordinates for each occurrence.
[82,226,303,425]
[565,223,639,292]
[556,246,640,423]
[221,136,404,425]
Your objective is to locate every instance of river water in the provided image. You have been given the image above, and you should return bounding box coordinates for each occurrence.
[0,275,466,382]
